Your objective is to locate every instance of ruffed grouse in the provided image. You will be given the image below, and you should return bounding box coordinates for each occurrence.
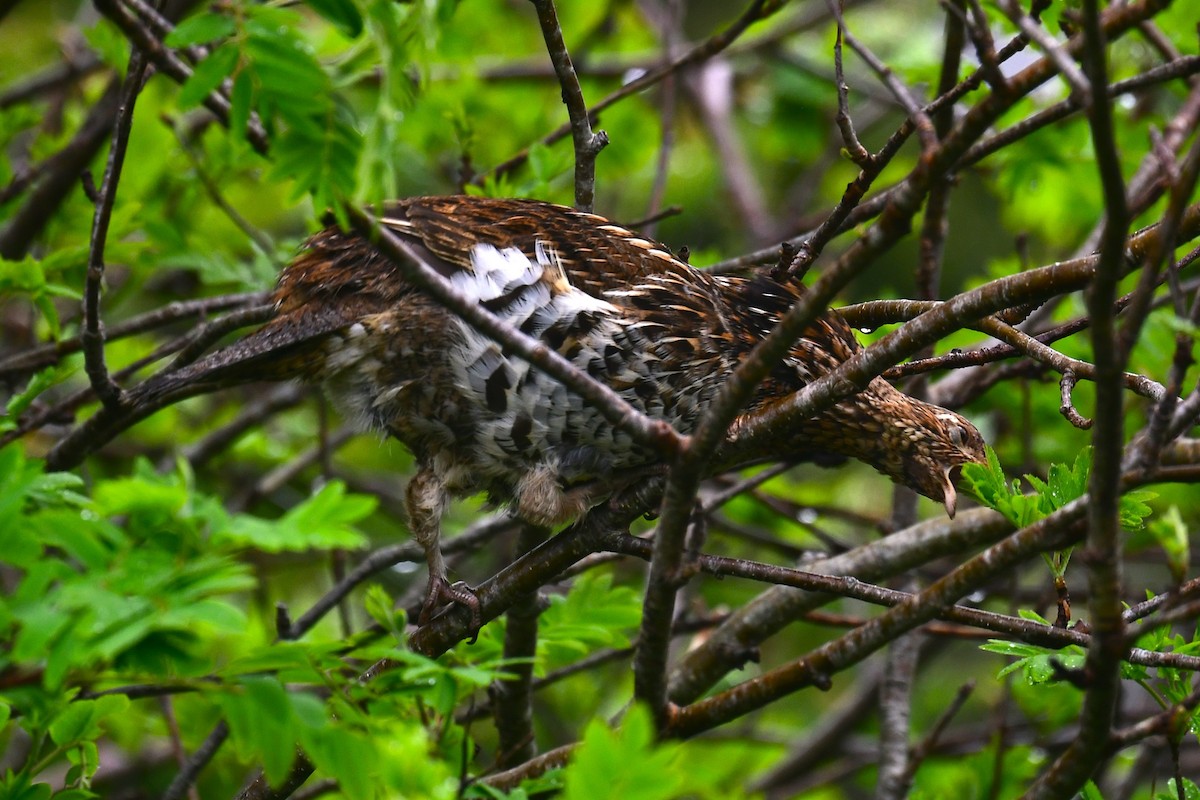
[51,196,986,624]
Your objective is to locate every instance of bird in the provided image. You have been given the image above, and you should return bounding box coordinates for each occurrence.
[48,195,987,626]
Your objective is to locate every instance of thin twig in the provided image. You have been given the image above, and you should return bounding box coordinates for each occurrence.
[162,721,230,800]
[831,6,870,166]
[665,499,1086,739]
[668,507,1012,705]
[829,0,938,154]
[962,0,1009,94]
[996,0,1091,104]
[530,0,608,211]
[82,41,152,410]
[0,291,266,380]
[485,0,777,183]
[901,681,976,785]
[978,317,1166,402]
[1059,370,1093,430]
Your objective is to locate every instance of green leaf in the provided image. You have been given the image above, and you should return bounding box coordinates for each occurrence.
[965,446,1153,534]
[3,366,68,431]
[92,472,187,518]
[164,12,236,47]
[219,480,374,552]
[1017,609,1052,625]
[221,641,344,683]
[219,677,297,786]
[562,705,683,800]
[244,26,331,116]
[270,105,362,209]
[302,725,377,798]
[0,771,55,800]
[364,584,406,640]
[0,447,48,538]
[1147,506,1189,583]
[980,640,1085,684]
[537,573,641,670]
[229,69,253,141]
[1119,490,1156,530]
[64,739,100,785]
[304,0,364,38]
[178,44,239,109]
[48,695,131,748]
[1154,778,1200,800]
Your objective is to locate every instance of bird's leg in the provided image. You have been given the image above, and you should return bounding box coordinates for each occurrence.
[515,462,666,527]
[406,465,481,632]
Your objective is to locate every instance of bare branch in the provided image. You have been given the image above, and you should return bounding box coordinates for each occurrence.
[1059,370,1094,430]
[1028,0,1130,792]
[530,0,609,211]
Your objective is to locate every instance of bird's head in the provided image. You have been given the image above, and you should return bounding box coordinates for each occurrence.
[800,378,987,518]
[880,397,987,518]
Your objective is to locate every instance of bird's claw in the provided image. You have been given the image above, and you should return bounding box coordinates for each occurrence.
[418,577,482,642]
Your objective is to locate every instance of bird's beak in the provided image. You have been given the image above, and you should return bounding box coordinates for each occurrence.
[941,466,958,518]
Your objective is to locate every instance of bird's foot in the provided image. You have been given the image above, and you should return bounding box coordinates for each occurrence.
[418,577,482,641]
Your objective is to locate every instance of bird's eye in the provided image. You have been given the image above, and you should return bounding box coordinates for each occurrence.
[949,424,965,447]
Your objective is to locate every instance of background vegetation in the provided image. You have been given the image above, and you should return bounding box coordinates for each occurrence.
[1,0,1198,798]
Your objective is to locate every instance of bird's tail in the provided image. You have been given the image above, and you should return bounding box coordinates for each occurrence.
[44,302,350,471]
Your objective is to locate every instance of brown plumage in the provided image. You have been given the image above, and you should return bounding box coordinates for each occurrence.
[55,196,986,624]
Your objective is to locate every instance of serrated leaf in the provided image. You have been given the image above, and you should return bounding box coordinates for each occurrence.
[562,705,683,800]
[1119,490,1156,530]
[219,480,373,552]
[270,108,362,209]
